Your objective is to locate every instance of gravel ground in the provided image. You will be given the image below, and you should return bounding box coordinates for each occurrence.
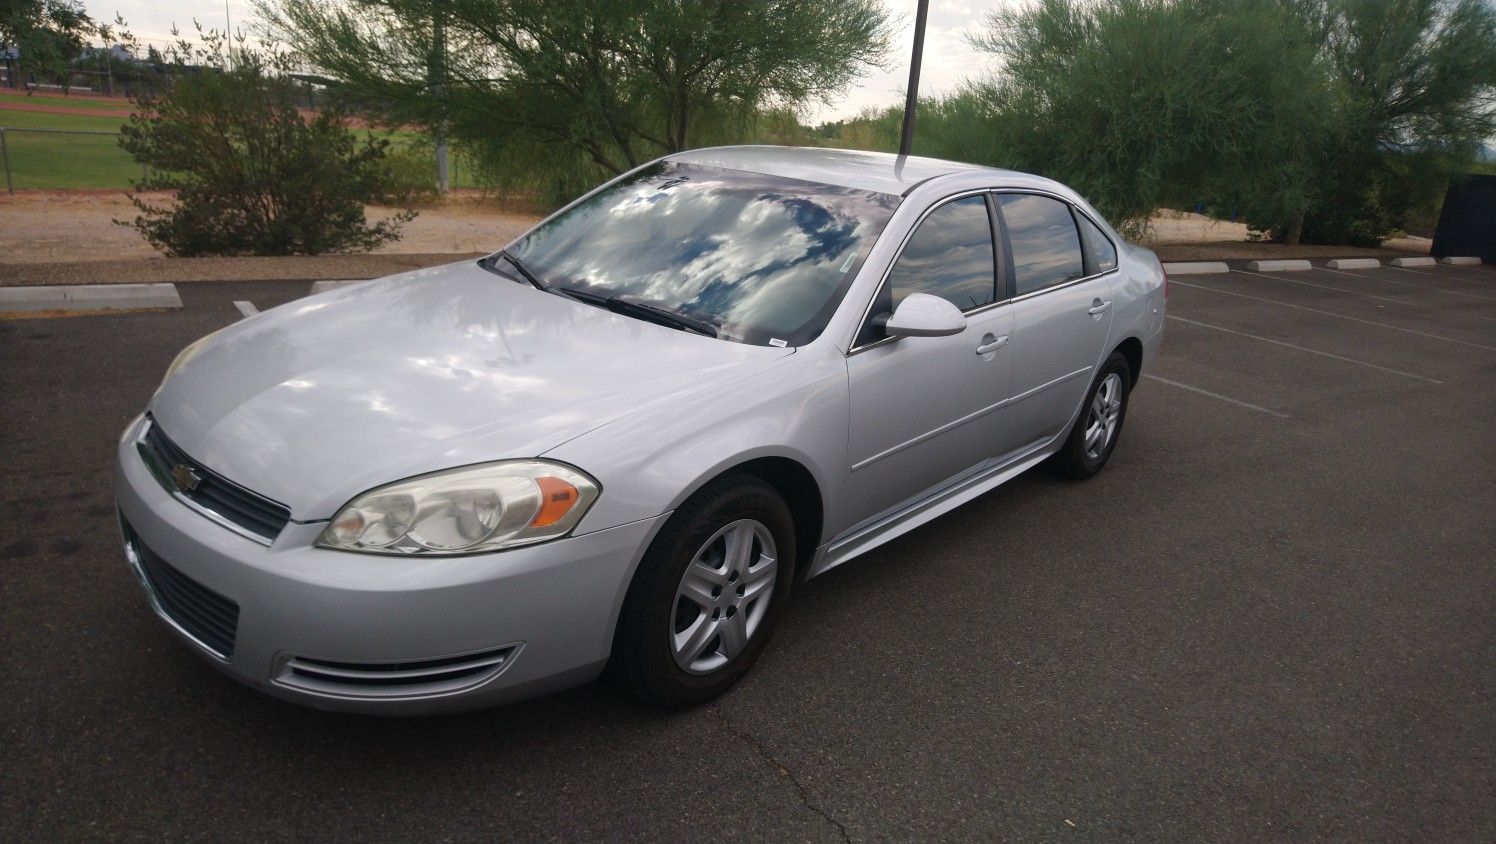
[0,191,540,284]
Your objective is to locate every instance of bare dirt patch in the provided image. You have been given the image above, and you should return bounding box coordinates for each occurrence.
[1144,210,1431,261]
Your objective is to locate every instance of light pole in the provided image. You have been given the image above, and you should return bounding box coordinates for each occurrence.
[898,0,931,158]
[433,13,449,194]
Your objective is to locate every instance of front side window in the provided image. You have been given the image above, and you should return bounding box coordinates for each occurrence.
[999,194,1085,296]
[502,161,899,347]
[885,195,997,313]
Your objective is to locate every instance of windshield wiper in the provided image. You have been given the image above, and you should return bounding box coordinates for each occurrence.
[487,250,547,291]
[558,287,718,338]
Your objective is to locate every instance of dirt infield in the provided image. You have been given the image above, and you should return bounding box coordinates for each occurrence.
[0,98,133,119]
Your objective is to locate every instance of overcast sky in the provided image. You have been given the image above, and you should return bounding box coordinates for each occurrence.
[101,0,1000,124]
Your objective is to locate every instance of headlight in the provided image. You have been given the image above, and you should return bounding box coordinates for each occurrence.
[161,329,221,386]
[316,460,600,555]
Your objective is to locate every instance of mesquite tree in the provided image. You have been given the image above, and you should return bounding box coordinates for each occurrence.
[258,0,890,179]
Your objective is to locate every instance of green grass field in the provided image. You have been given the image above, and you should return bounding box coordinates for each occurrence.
[0,109,136,189]
[0,107,480,192]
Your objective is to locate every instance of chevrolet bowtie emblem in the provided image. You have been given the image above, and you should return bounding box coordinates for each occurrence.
[171,463,203,492]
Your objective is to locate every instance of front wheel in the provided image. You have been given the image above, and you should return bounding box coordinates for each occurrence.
[608,475,795,708]
[1050,352,1132,479]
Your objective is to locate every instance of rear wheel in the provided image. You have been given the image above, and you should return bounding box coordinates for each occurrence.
[608,475,795,707]
[1051,352,1131,479]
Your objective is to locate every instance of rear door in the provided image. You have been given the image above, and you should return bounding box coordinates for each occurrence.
[997,193,1116,450]
[840,194,1015,528]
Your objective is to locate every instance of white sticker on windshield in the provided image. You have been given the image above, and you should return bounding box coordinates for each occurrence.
[839,253,856,273]
[769,338,788,348]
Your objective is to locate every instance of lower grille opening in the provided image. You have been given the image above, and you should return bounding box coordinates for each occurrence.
[122,518,239,659]
[277,647,516,699]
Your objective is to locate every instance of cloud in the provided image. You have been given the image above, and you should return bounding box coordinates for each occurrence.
[805,0,997,124]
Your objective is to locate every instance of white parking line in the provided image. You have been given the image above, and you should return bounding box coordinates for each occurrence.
[1144,374,1290,418]
[1166,315,1442,384]
[1316,266,1496,309]
[1232,268,1496,321]
[1383,265,1496,299]
[1169,280,1496,353]
[233,300,259,318]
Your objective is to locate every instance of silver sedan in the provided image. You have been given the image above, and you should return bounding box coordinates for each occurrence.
[115,146,1165,712]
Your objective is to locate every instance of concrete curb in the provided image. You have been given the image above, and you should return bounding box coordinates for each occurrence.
[1440,256,1482,266]
[1162,262,1229,276]
[1390,257,1437,267]
[1325,258,1380,270]
[308,280,364,295]
[0,283,182,313]
[1245,259,1313,272]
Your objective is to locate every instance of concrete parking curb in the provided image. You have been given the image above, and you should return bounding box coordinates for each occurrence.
[1325,258,1380,270]
[1245,259,1313,272]
[1390,257,1437,267]
[0,283,182,313]
[309,280,363,295]
[1162,262,1229,276]
[1440,256,1482,266]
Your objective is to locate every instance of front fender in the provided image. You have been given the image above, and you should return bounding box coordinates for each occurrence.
[545,345,847,545]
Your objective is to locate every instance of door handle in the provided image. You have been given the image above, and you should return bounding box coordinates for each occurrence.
[975,334,1009,355]
[1087,298,1112,316]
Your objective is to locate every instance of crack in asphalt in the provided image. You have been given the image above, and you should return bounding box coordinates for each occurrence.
[712,704,851,842]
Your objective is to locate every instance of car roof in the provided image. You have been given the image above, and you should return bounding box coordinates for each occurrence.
[667,145,1020,197]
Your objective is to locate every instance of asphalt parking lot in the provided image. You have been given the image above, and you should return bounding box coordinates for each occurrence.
[3,263,1493,840]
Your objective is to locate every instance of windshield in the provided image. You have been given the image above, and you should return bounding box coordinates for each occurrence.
[503,160,900,346]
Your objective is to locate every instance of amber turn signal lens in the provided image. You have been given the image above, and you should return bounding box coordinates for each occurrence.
[530,476,580,527]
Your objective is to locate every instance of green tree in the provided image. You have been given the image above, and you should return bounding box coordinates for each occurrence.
[959,0,1496,245]
[1284,0,1496,245]
[0,0,102,90]
[960,0,1328,240]
[118,31,415,256]
[257,0,891,181]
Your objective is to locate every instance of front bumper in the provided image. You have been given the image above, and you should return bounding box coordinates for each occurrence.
[114,417,667,715]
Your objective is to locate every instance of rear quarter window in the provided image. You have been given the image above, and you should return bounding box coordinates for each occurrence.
[1075,213,1118,274]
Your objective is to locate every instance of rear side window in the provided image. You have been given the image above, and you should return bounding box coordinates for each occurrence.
[885,196,997,313]
[1075,213,1118,274]
[998,194,1085,296]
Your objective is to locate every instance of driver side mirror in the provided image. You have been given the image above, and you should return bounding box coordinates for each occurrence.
[877,292,967,338]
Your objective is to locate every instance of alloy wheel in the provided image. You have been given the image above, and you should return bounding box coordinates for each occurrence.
[1084,372,1123,459]
[670,519,778,674]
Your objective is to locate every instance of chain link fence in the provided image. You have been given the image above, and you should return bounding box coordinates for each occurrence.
[0,127,148,192]
[0,126,475,194]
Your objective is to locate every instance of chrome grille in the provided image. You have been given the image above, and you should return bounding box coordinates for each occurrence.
[137,416,292,543]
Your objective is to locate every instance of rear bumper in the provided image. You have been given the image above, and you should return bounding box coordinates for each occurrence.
[114,416,666,715]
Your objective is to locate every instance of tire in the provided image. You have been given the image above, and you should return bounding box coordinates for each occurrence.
[608,475,796,708]
[1050,351,1132,479]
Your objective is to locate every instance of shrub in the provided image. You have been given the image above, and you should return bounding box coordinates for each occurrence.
[118,51,414,256]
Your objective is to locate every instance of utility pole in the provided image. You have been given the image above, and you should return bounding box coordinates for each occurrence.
[433,13,449,194]
[898,0,931,158]
[225,1,234,70]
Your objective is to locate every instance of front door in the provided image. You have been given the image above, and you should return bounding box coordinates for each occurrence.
[841,195,1015,530]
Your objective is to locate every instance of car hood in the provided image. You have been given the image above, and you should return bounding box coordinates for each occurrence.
[150,261,791,520]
